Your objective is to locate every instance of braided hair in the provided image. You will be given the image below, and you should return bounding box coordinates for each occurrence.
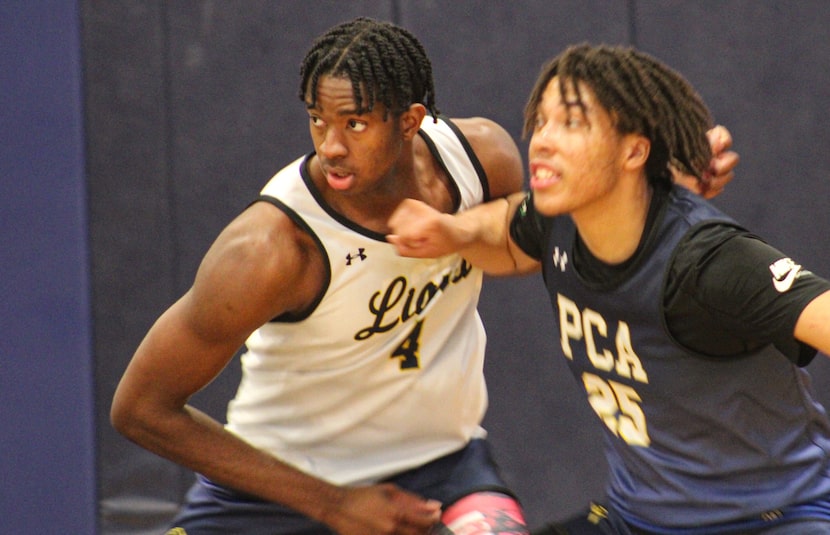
[523,44,713,188]
[299,17,439,120]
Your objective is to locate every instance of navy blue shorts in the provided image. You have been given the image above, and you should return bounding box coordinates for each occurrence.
[167,438,517,534]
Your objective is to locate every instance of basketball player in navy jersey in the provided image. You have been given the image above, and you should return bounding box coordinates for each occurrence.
[112,20,738,534]
[389,44,830,534]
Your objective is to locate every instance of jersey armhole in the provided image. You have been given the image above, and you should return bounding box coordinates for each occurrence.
[253,194,331,322]
[439,115,491,201]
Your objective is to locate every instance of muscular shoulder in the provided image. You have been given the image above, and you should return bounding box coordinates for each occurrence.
[191,201,325,332]
[450,117,524,198]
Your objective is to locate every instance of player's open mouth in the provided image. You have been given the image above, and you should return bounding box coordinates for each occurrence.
[325,168,355,190]
[530,164,561,190]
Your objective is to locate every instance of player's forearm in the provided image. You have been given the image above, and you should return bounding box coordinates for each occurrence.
[388,194,538,274]
[456,193,538,275]
[112,400,344,524]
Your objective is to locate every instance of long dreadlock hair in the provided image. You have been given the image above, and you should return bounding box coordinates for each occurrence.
[523,43,713,189]
[299,17,439,121]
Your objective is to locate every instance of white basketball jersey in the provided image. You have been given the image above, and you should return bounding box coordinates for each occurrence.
[225,117,490,485]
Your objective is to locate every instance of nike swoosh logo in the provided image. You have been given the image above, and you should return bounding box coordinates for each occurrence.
[772,263,801,292]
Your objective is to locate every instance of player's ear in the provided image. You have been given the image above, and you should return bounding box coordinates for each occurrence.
[400,103,426,140]
[623,134,650,171]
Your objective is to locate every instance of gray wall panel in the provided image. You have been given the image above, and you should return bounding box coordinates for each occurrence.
[402,0,630,141]
[81,2,188,528]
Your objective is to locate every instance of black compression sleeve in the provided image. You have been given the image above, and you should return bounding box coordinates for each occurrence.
[665,224,830,365]
[508,192,546,261]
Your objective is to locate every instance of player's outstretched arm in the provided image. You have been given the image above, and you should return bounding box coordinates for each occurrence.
[387,116,539,275]
[388,192,538,275]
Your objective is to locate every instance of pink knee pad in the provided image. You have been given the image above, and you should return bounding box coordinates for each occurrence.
[438,491,528,534]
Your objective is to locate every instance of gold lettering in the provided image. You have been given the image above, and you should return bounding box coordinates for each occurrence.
[557,293,581,360]
[557,294,647,383]
[614,322,648,383]
[583,308,614,371]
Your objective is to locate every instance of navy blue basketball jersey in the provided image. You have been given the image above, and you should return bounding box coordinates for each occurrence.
[537,186,830,528]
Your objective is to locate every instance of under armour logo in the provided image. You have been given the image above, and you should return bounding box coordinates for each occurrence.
[552,246,568,272]
[346,248,367,265]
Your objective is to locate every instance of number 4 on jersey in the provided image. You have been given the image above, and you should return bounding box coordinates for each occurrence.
[391,319,424,370]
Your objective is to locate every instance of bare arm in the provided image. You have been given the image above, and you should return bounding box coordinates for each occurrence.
[111,202,440,534]
[388,192,539,275]
[794,290,830,357]
[389,117,539,274]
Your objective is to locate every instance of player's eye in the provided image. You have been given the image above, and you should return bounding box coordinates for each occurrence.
[348,119,368,132]
[565,115,584,128]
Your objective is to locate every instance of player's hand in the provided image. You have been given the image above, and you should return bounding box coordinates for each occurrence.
[324,483,442,535]
[387,199,462,259]
[674,125,740,199]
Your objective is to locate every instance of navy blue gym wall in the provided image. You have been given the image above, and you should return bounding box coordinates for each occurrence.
[1,1,97,533]
[79,2,830,533]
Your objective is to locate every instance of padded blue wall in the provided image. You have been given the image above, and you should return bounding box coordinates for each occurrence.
[0,1,96,533]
